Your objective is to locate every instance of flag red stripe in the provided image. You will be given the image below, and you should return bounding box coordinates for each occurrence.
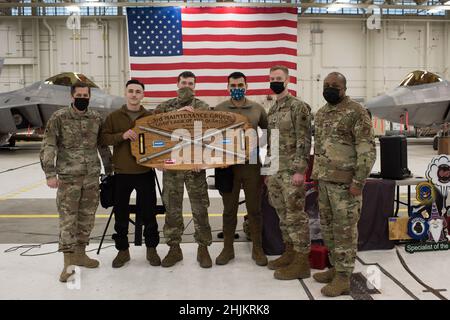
[182,34,297,42]
[145,89,297,97]
[131,61,297,71]
[182,20,297,29]
[182,7,298,15]
[183,48,296,56]
[133,75,297,85]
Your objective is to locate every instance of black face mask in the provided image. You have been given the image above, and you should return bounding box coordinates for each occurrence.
[73,98,89,111]
[270,81,285,95]
[323,87,342,105]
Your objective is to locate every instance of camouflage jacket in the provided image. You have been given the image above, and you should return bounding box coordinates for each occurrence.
[40,106,112,179]
[312,96,376,189]
[267,94,312,174]
[155,97,210,113]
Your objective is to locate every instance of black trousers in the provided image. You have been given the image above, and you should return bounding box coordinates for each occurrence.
[112,171,159,250]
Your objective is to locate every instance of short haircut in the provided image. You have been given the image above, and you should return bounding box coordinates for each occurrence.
[228,72,247,84]
[126,79,145,91]
[326,72,347,88]
[177,71,196,83]
[270,65,289,77]
[70,81,90,96]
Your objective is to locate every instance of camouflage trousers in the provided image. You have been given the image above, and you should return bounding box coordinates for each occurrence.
[318,181,362,276]
[162,170,212,246]
[56,175,99,253]
[267,171,310,254]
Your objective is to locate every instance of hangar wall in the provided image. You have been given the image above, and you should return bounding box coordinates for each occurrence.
[0,16,449,112]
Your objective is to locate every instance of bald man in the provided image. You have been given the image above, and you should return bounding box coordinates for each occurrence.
[312,72,376,297]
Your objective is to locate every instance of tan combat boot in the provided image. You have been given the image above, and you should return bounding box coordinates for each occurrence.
[267,243,295,270]
[274,251,311,280]
[161,244,183,267]
[73,245,99,268]
[313,267,336,284]
[252,245,268,266]
[215,231,235,265]
[197,245,212,268]
[59,252,75,283]
[112,249,130,268]
[321,273,351,297]
[146,247,161,266]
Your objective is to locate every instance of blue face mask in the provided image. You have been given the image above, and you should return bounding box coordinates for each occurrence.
[230,88,245,101]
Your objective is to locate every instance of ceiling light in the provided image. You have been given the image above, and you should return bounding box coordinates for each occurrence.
[427,6,444,13]
[327,3,347,12]
[67,6,80,13]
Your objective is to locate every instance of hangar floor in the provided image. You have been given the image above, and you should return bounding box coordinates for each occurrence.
[0,139,448,300]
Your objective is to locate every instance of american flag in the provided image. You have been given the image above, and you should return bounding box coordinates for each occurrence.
[126,7,298,100]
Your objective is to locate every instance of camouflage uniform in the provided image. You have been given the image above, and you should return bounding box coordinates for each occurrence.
[155,97,212,247]
[40,106,112,253]
[312,96,376,276]
[266,94,312,254]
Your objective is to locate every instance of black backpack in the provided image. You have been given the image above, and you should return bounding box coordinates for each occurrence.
[99,174,115,209]
[99,172,166,214]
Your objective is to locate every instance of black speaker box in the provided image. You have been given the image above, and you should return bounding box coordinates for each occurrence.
[379,135,411,180]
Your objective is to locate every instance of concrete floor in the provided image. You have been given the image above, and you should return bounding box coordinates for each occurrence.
[0,139,449,300]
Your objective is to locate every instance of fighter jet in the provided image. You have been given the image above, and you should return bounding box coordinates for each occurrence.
[0,72,125,146]
[366,70,450,128]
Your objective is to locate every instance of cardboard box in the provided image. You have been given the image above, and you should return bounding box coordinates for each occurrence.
[388,217,412,240]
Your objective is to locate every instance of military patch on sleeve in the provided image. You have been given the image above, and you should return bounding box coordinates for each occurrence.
[362,127,372,136]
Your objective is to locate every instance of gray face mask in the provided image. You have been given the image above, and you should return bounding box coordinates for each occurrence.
[177,87,195,105]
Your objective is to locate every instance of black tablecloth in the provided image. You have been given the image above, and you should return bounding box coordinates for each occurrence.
[358,179,396,251]
[262,178,397,254]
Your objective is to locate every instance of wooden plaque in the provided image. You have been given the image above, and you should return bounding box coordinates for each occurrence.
[131,110,253,170]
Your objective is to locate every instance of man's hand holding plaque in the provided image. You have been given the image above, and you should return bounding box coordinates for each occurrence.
[123,129,138,142]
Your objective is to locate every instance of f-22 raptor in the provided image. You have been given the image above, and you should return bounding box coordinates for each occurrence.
[0,71,125,146]
[366,70,450,128]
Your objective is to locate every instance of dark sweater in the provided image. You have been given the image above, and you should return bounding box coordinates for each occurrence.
[100,105,151,174]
